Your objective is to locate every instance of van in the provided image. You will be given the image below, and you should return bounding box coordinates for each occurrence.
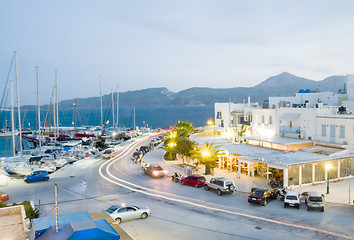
[302,191,324,212]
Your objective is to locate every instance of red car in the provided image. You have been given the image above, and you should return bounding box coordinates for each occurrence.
[180,175,206,187]
[0,191,9,202]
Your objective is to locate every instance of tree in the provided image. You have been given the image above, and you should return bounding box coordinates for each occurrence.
[174,121,194,138]
[190,142,221,175]
[175,136,196,165]
[160,138,177,160]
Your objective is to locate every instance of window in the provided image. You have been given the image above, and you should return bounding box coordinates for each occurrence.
[321,124,326,137]
[330,125,335,138]
[262,115,265,123]
[216,112,222,119]
[269,116,272,125]
[340,125,345,138]
[220,120,224,127]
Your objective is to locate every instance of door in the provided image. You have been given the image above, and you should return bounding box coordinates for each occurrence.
[116,208,129,221]
[126,207,140,220]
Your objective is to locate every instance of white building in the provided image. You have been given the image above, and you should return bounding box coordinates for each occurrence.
[215,100,258,141]
[213,75,354,187]
[269,91,341,109]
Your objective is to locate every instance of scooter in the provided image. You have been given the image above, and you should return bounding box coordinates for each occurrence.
[277,188,287,201]
[171,172,182,183]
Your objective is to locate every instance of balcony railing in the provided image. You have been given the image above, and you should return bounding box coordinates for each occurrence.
[279,126,300,134]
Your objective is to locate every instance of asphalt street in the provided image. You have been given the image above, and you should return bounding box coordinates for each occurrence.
[2,136,354,240]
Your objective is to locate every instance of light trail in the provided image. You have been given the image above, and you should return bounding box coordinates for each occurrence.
[99,137,354,240]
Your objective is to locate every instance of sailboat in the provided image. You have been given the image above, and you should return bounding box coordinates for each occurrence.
[4,55,56,175]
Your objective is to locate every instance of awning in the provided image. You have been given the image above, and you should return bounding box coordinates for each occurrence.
[279,113,299,121]
[244,112,252,117]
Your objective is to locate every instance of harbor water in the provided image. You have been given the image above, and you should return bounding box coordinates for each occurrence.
[0,105,214,157]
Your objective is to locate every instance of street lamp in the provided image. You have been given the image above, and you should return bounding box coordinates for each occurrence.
[207,119,214,127]
[326,163,332,194]
[168,142,176,160]
[202,150,210,157]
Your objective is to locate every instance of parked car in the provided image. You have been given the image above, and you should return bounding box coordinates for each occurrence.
[204,177,236,196]
[302,191,324,212]
[284,191,300,209]
[0,191,9,202]
[132,151,143,161]
[139,146,150,154]
[105,204,150,224]
[248,188,277,206]
[144,164,168,178]
[102,148,114,159]
[24,170,49,183]
[180,175,206,187]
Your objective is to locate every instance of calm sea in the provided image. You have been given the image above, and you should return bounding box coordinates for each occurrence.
[0,105,214,157]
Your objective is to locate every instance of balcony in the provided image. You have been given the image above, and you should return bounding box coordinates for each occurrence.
[279,126,300,134]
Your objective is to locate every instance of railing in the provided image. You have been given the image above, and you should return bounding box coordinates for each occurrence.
[279,126,300,134]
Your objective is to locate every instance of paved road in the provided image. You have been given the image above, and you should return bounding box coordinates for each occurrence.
[2,135,354,240]
[99,136,354,240]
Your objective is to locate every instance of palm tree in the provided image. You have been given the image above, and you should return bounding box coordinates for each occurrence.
[191,142,221,175]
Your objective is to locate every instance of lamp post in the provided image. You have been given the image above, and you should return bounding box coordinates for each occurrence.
[202,150,211,175]
[168,142,176,160]
[326,163,332,194]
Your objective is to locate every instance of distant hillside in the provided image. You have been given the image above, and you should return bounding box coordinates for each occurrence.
[28,72,348,109]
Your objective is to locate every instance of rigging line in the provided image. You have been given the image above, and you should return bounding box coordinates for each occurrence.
[0,55,14,128]
[55,184,117,206]
[0,55,14,109]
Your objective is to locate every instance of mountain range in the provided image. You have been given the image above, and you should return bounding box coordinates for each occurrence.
[44,72,348,109]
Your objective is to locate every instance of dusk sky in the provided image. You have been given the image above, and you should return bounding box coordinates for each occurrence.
[1,0,354,105]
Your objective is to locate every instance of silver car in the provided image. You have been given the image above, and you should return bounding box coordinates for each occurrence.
[105,205,150,224]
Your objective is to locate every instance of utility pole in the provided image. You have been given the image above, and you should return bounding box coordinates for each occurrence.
[55,183,59,232]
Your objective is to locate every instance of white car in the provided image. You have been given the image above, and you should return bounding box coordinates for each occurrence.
[102,148,114,159]
[105,205,150,224]
[284,191,300,209]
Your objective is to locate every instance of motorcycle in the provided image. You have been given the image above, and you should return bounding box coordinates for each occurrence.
[171,172,182,183]
[270,177,283,189]
[277,188,287,201]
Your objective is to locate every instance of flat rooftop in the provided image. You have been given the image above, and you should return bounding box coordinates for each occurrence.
[191,134,354,167]
[244,136,313,145]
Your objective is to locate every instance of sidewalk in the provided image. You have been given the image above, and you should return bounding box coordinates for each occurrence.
[144,147,354,205]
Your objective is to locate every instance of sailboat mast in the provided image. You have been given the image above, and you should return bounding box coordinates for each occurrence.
[56,71,59,138]
[133,106,135,130]
[111,90,114,127]
[116,85,119,128]
[10,80,16,156]
[36,67,41,152]
[100,75,103,128]
[14,51,23,155]
[74,98,77,132]
[53,77,56,143]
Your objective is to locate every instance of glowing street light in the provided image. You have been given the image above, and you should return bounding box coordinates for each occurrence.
[326,163,332,194]
[202,150,210,158]
[168,142,176,160]
[207,119,214,126]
